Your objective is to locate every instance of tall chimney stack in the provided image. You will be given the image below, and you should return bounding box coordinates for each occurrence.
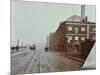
[81,5,85,22]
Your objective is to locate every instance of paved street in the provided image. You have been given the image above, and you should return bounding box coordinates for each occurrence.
[11,47,83,75]
[45,51,83,72]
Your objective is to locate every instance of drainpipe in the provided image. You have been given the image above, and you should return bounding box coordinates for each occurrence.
[87,25,89,39]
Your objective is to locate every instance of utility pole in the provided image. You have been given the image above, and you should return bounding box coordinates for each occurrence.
[17,40,19,51]
[22,41,23,50]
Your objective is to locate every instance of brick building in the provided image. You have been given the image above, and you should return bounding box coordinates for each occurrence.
[65,20,95,59]
[49,22,67,51]
[49,5,96,60]
[49,5,96,59]
[49,19,96,51]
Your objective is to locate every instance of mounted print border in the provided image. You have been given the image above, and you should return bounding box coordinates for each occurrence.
[11,1,96,75]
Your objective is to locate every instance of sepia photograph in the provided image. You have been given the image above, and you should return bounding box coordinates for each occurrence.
[11,0,96,75]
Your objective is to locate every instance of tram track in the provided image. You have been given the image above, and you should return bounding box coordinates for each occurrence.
[24,51,55,73]
[11,49,55,75]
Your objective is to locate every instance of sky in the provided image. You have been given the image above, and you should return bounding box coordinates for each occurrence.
[11,1,96,46]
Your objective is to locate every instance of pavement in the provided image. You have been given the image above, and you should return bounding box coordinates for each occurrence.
[11,48,84,75]
[45,51,83,72]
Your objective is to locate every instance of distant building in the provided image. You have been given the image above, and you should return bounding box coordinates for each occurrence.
[49,32,57,51]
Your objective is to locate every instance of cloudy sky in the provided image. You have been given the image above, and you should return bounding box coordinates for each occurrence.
[11,1,96,45]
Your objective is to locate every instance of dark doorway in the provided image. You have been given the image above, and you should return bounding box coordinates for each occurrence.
[75,44,80,51]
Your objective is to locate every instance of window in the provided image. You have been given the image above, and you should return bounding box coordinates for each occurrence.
[75,36,79,40]
[81,27,85,31]
[93,27,96,31]
[67,40,70,43]
[67,36,72,43]
[68,36,72,40]
[68,27,72,31]
[81,37,85,40]
[75,28,78,33]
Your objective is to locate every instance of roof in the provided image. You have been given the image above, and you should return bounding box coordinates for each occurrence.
[66,15,96,24]
[67,15,82,22]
